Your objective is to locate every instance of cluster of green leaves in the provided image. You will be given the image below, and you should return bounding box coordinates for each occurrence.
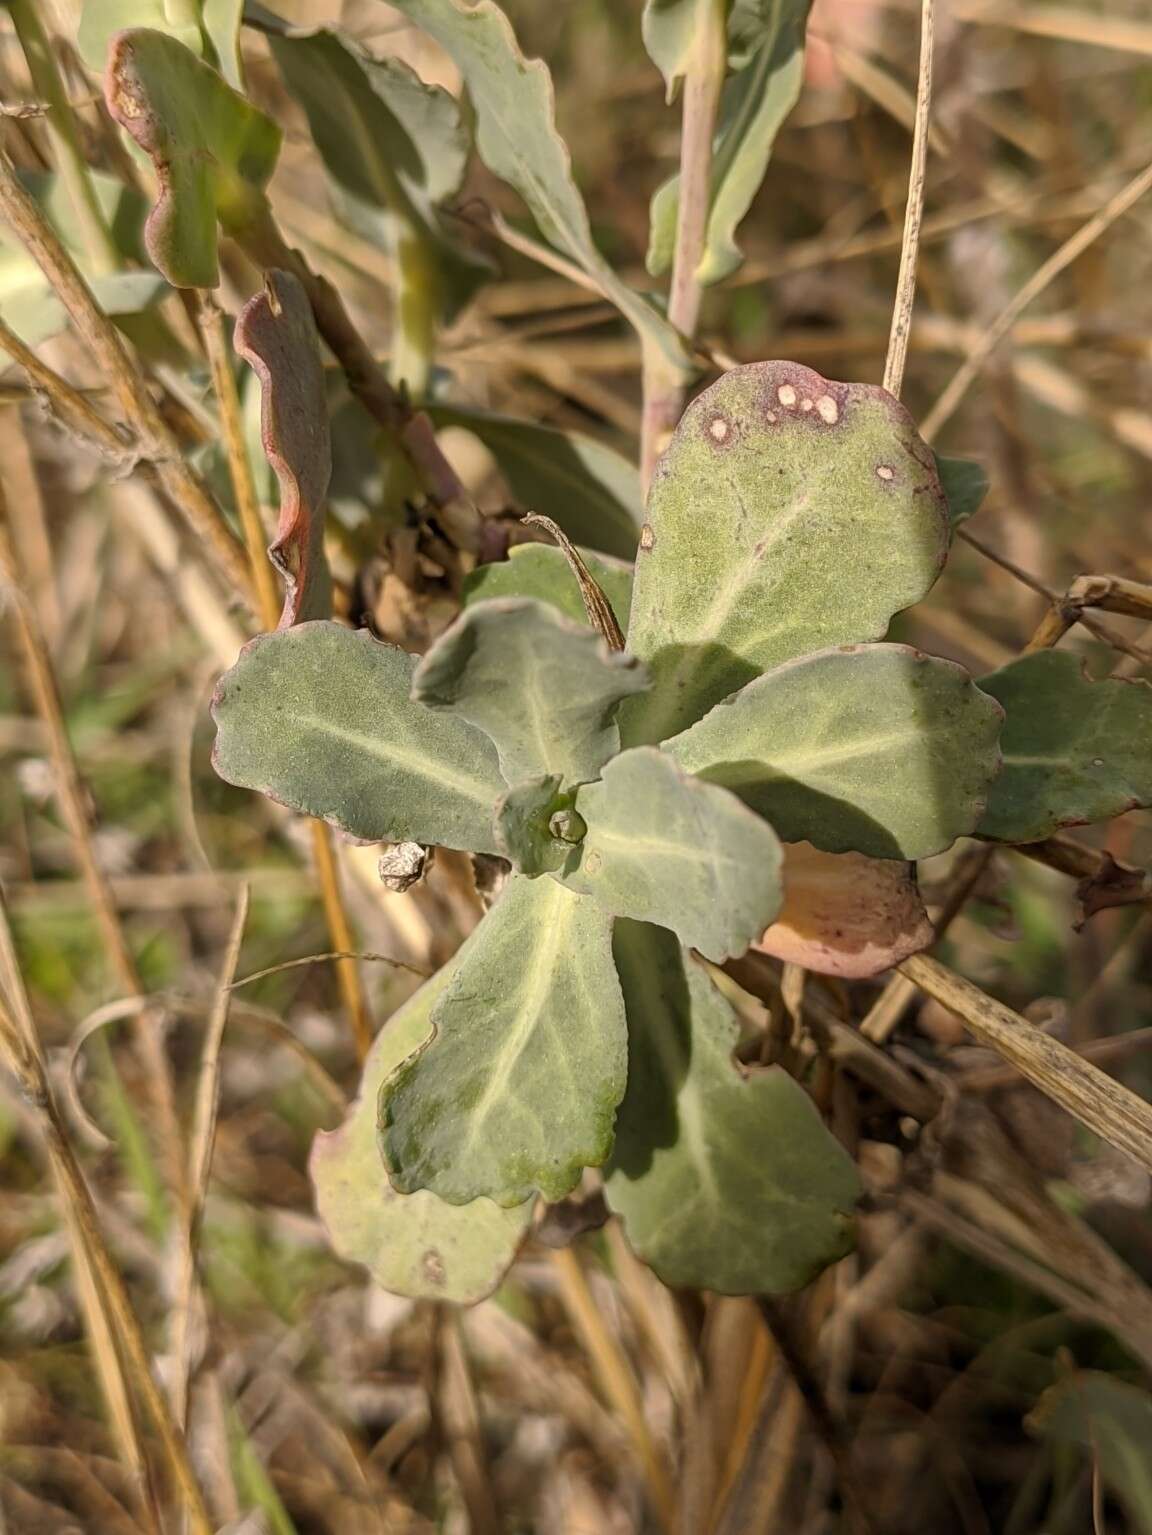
[80,0,1152,1302]
[214,360,1015,1297]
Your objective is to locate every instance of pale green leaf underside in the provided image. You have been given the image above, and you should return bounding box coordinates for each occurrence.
[380,875,627,1206]
[563,747,783,961]
[647,1,810,283]
[385,0,688,372]
[463,544,634,632]
[432,407,642,560]
[641,0,700,94]
[413,598,649,784]
[211,622,504,854]
[265,28,486,324]
[622,361,949,746]
[80,0,244,87]
[605,922,859,1294]
[310,964,532,1303]
[665,643,1004,860]
[976,649,1152,842]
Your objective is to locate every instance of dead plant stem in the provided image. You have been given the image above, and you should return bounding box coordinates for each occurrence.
[883,0,935,398]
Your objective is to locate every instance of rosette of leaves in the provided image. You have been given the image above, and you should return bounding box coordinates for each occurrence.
[212,359,1007,1296]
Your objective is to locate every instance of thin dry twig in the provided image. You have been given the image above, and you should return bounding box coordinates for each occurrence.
[0,512,189,1221]
[0,991,214,1535]
[922,158,1152,439]
[0,896,157,1528]
[882,0,935,398]
[0,147,255,607]
[549,1245,676,1532]
[169,886,249,1427]
[898,952,1152,1173]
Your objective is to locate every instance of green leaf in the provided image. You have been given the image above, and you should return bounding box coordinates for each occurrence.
[310,964,533,1303]
[234,269,332,626]
[0,171,161,352]
[80,0,244,87]
[211,621,505,853]
[935,453,990,529]
[106,29,281,287]
[495,774,583,875]
[648,0,811,283]
[464,544,634,632]
[622,361,950,745]
[412,598,649,784]
[641,0,702,97]
[380,874,627,1205]
[756,841,932,979]
[1029,1373,1152,1535]
[976,649,1152,843]
[604,921,859,1294]
[665,643,1004,860]
[430,406,642,559]
[385,0,688,374]
[0,269,166,351]
[562,747,782,961]
[261,25,488,323]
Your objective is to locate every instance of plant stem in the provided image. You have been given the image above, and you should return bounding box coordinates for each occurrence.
[8,0,120,275]
[898,951,1152,1172]
[640,0,727,489]
[882,0,935,399]
[199,296,282,627]
[0,147,255,608]
[239,204,480,551]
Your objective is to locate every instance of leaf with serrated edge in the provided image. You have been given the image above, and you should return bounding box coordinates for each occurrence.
[562,747,782,961]
[431,407,642,559]
[977,650,1152,843]
[310,965,533,1304]
[622,361,949,745]
[385,0,688,374]
[105,29,281,288]
[605,921,859,1294]
[755,841,932,979]
[648,2,810,283]
[211,622,505,853]
[665,643,1003,860]
[464,545,634,633]
[380,874,626,1206]
[234,270,331,626]
[413,598,648,785]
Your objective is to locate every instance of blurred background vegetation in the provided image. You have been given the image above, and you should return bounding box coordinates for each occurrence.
[1,0,1152,1530]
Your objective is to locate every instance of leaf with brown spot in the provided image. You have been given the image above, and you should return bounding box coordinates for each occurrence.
[234,270,331,626]
[754,841,933,979]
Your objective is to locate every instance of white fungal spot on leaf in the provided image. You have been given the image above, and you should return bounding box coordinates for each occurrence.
[876,464,895,481]
[709,415,730,442]
[640,523,655,551]
[816,395,839,424]
[777,384,797,406]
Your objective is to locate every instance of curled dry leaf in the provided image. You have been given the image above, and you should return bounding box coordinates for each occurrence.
[754,841,933,979]
[234,269,332,626]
